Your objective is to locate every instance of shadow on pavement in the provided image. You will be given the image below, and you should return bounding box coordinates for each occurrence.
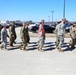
[44,47,55,51]
[28,47,37,51]
[64,47,75,52]
[8,47,18,50]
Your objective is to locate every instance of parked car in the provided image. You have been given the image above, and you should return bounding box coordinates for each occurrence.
[28,23,39,31]
[64,23,71,33]
[1,23,9,28]
[30,25,55,33]
[15,23,22,27]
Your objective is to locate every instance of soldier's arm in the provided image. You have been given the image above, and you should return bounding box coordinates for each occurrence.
[1,30,4,41]
[9,26,13,35]
[70,26,72,37]
[55,25,58,34]
[39,25,42,36]
[20,28,24,38]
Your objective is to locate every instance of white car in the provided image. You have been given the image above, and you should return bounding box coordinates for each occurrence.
[28,23,39,31]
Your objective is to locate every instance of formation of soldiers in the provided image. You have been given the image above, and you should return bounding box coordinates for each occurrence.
[0,19,76,52]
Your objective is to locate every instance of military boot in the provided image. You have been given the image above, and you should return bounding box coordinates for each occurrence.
[57,48,64,52]
[18,44,22,50]
[23,47,28,51]
[0,44,3,50]
[38,48,45,52]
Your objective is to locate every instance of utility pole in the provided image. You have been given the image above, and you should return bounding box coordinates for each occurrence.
[63,0,65,18]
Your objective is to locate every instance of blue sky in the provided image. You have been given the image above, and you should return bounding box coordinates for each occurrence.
[0,0,76,22]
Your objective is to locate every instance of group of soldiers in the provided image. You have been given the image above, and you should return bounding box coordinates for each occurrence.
[55,19,76,52]
[0,19,76,51]
[0,21,30,50]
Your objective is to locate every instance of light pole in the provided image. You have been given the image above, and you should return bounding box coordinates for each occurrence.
[63,0,65,18]
[51,11,54,24]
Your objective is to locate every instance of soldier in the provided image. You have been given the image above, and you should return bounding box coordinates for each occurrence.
[55,19,66,52]
[38,20,45,52]
[26,23,30,44]
[0,25,9,50]
[9,21,17,47]
[19,22,28,51]
[69,23,76,49]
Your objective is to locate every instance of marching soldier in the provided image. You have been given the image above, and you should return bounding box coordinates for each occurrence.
[55,19,66,52]
[19,22,28,51]
[26,23,30,44]
[9,21,17,47]
[38,20,45,52]
[0,25,9,50]
[69,23,76,49]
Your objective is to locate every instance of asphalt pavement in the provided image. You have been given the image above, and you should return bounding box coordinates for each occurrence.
[0,28,76,75]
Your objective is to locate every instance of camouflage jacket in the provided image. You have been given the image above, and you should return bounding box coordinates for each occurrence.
[20,26,28,38]
[9,25,16,36]
[55,22,65,36]
[70,26,76,39]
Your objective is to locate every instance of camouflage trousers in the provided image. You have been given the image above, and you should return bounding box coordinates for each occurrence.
[70,38,76,48]
[9,34,16,46]
[21,37,27,49]
[27,35,30,43]
[55,35,64,49]
[1,40,7,49]
[39,36,45,49]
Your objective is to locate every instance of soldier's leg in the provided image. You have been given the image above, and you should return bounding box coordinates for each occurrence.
[0,42,4,49]
[42,35,45,48]
[27,35,29,43]
[58,36,64,52]
[9,36,14,46]
[71,38,75,49]
[39,37,44,52]
[4,41,8,50]
[18,41,23,50]
[55,36,59,48]
[23,38,27,51]
[13,34,17,44]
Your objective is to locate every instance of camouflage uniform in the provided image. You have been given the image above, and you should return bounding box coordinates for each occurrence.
[9,24,16,46]
[70,25,76,48]
[55,22,65,51]
[20,25,28,50]
[1,27,8,50]
[26,27,30,43]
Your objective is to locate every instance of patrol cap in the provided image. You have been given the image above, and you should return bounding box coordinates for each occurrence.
[41,19,45,22]
[62,18,66,21]
[40,19,45,24]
